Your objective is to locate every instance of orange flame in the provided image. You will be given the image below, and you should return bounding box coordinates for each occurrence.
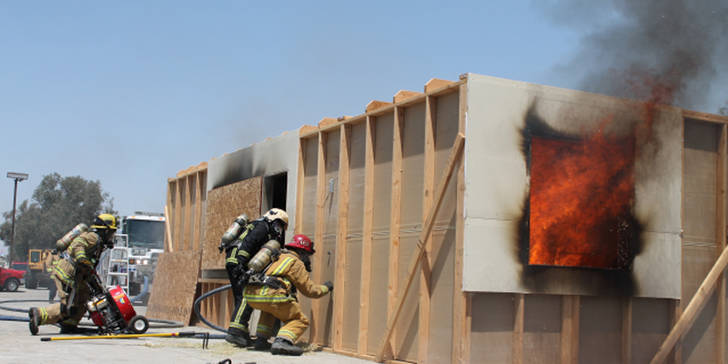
[528,122,636,269]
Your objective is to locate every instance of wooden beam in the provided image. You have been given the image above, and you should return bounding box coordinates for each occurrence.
[333,124,351,350]
[385,107,405,356]
[561,295,580,364]
[513,294,525,364]
[393,90,424,104]
[164,204,174,253]
[375,133,466,362]
[424,78,455,93]
[366,100,393,113]
[669,301,682,364]
[622,298,632,364]
[318,117,339,129]
[295,138,306,232]
[187,172,197,250]
[298,80,465,139]
[300,124,319,137]
[193,171,204,251]
[452,81,470,364]
[312,131,327,344]
[175,177,185,252]
[358,116,375,354]
[716,124,726,364]
[682,109,728,124]
[650,243,728,363]
[185,175,194,250]
[418,95,436,364]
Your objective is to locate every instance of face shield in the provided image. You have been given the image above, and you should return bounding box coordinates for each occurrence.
[271,219,287,242]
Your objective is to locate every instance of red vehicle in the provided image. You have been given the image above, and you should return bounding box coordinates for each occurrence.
[0,266,25,292]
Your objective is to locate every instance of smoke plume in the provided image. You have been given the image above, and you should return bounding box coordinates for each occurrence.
[543,0,728,110]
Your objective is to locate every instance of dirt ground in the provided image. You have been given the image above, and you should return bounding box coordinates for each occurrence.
[0,286,372,364]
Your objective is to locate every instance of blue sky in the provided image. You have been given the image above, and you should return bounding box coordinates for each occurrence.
[1,1,725,253]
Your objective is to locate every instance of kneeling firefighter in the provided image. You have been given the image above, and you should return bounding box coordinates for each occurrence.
[221,208,288,347]
[28,214,117,335]
[243,234,333,356]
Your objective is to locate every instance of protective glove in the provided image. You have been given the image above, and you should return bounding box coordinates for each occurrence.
[323,281,334,292]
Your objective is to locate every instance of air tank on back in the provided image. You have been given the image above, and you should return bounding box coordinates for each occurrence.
[56,223,89,251]
[218,214,249,252]
[247,240,281,273]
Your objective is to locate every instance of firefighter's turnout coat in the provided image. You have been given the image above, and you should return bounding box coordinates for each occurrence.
[38,231,100,326]
[225,218,282,333]
[243,250,329,342]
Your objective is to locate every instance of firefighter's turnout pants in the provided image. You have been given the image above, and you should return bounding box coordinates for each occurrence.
[37,259,90,327]
[226,249,253,334]
[243,252,329,342]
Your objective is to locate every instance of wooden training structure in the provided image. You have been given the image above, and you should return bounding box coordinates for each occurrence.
[156,75,728,363]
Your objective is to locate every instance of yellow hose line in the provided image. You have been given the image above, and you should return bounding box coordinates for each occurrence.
[41,332,186,341]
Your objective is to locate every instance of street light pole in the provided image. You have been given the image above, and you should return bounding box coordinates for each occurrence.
[6,172,28,261]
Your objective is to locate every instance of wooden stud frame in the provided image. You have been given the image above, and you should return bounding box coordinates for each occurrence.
[312,131,328,344]
[418,95,436,363]
[334,124,351,350]
[358,116,376,354]
[386,106,405,356]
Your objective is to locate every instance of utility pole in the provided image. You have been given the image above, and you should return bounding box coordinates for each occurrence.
[6,172,28,261]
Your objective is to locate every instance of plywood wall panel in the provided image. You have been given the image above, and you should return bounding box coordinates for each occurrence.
[523,294,561,364]
[630,298,670,364]
[319,129,340,347]
[681,119,721,364]
[470,293,514,363]
[367,235,390,354]
[299,136,318,343]
[426,93,459,362]
[392,101,426,362]
[578,296,621,364]
[428,227,456,363]
[342,237,362,351]
[146,250,201,325]
[200,177,262,270]
[372,115,394,231]
[343,123,365,352]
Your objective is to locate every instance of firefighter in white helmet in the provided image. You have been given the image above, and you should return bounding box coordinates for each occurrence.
[28,214,117,335]
[223,208,289,347]
[244,233,332,356]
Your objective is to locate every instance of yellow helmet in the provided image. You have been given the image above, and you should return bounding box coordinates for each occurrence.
[91,213,118,230]
[263,208,288,227]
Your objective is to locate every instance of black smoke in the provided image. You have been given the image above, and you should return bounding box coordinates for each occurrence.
[541,0,728,110]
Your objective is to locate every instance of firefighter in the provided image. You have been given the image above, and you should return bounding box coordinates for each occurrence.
[243,234,333,356]
[224,208,288,347]
[28,214,117,335]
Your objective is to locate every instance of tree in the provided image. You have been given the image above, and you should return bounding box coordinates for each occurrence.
[0,173,116,261]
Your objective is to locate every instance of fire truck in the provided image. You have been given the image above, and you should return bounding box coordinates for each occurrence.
[114,212,165,297]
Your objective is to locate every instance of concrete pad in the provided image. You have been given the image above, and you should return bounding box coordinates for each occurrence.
[0,288,372,364]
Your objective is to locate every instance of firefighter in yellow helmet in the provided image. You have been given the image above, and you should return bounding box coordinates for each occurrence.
[243,233,332,356]
[28,214,117,335]
[224,208,289,347]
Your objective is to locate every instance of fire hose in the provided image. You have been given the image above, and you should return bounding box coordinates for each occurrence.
[193,284,231,334]
[40,331,212,348]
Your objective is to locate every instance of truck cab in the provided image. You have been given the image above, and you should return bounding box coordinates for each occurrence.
[118,212,165,296]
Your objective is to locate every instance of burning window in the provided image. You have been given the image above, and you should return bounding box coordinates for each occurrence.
[528,130,638,270]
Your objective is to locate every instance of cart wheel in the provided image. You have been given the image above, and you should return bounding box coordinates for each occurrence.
[128,315,149,334]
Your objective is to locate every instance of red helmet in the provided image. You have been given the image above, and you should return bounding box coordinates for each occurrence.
[285,234,315,254]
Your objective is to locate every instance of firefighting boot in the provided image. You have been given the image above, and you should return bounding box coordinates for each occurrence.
[224,327,250,347]
[28,308,40,335]
[251,336,272,351]
[271,337,303,356]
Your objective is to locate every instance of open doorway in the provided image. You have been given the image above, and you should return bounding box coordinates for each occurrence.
[262,172,287,213]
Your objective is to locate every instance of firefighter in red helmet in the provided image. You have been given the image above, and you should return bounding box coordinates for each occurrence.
[243,233,332,356]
